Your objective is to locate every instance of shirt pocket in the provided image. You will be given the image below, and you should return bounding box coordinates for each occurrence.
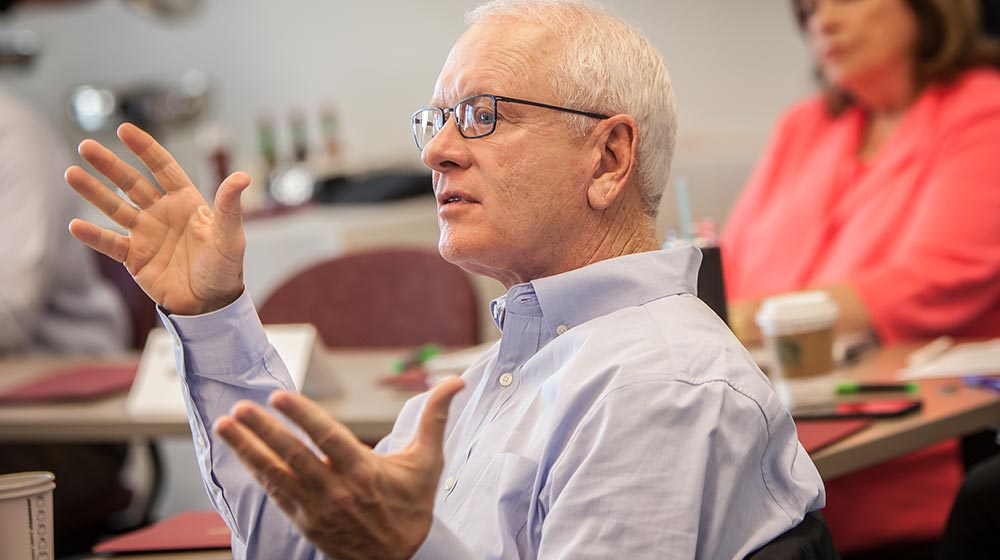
[447,452,539,560]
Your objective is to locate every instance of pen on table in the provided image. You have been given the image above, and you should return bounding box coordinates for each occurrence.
[835,382,919,395]
[962,376,1000,393]
[842,336,880,365]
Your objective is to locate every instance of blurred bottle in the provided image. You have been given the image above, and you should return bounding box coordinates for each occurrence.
[289,108,309,163]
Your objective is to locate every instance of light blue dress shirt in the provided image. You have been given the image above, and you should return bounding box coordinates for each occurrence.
[161,245,824,559]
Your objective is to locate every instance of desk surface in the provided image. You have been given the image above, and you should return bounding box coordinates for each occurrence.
[1,344,998,480]
[808,344,1000,478]
[0,350,414,444]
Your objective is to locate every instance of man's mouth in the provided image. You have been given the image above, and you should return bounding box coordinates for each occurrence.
[438,192,475,205]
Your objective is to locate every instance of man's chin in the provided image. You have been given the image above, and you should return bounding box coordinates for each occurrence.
[438,238,506,281]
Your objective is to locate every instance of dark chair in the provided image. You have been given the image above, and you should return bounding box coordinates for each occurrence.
[94,252,159,350]
[745,511,841,560]
[258,248,479,348]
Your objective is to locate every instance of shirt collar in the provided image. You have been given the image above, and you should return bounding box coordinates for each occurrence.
[488,245,702,333]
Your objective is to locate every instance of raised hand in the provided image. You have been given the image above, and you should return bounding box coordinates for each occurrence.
[66,123,250,315]
[214,376,467,560]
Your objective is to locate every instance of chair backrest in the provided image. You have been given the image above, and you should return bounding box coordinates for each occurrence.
[258,248,479,348]
[744,511,840,560]
[95,252,159,350]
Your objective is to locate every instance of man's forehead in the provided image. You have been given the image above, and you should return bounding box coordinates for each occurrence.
[431,19,556,105]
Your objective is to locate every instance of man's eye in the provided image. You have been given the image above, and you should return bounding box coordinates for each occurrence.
[475,108,496,126]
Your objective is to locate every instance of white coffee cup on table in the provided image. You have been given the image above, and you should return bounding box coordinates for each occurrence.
[0,471,56,560]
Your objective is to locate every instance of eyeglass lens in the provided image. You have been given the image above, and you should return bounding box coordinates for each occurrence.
[412,95,498,151]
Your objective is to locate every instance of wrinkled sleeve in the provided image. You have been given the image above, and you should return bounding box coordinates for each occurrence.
[163,291,470,560]
[852,108,1000,341]
[161,291,324,559]
[536,377,824,559]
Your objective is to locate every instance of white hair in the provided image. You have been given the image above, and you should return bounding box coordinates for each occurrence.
[466,0,677,215]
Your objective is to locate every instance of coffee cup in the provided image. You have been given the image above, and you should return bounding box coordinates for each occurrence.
[756,291,839,408]
[0,471,56,560]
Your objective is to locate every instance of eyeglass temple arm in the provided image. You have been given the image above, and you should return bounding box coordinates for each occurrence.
[493,96,610,120]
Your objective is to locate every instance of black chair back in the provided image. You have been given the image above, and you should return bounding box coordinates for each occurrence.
[744,511,840,560]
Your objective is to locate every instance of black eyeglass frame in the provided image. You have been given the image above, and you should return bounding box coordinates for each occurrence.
[411,93,611,151]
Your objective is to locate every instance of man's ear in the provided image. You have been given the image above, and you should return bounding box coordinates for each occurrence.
[587,115,638,211]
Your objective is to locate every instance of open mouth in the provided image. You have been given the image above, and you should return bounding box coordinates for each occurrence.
[444,196,465,204]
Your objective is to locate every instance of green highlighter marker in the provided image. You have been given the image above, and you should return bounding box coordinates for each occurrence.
[835,382,919,395]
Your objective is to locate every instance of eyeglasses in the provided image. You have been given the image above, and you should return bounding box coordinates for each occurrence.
[411,93,610,151]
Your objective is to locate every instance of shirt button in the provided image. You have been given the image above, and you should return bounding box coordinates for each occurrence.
[196,435,205,448]
[499,372,514,387]
[556,324,568,335]
[444,476,456,491]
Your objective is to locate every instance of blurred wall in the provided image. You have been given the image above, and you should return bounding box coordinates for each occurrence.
[0,0,816,230]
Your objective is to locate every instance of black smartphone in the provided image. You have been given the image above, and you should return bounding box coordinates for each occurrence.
[792,398,922,420]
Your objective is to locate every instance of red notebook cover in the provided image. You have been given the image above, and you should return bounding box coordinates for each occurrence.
[93,510,231,553]
[0,363,137,404]
[794,418,872,453]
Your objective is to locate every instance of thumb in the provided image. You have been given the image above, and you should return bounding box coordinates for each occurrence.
[411,377,465,463]
[213,171,251,238]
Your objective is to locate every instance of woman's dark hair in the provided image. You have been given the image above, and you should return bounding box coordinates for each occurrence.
[792,0,1000,114]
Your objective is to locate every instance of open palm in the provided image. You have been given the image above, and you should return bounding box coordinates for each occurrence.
[66,123,251,315]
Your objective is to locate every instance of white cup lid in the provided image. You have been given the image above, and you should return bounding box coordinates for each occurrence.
[755,291,839,336]
[0,471,55,501]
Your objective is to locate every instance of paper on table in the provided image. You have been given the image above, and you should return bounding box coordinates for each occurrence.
[424,341,497,374]
[900,339,1000,380]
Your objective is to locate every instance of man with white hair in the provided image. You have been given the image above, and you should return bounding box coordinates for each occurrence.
[65,1,825,558]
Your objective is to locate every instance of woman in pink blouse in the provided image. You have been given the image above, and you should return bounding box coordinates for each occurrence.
[721,0,1000,555]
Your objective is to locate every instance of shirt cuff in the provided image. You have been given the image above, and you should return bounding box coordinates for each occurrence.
[158,289,269,376]
[410,516,475,560]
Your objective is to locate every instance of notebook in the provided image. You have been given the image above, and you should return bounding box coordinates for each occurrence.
[0,363,137,404]
[794,418,872,453]
[92,510,230,553]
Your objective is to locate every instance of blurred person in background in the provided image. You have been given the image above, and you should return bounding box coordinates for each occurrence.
[1,1,133,555]
[721,0,1000,556]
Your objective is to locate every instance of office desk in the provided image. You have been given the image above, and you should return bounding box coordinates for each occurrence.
[0,350,413,444]
[808,344,1000,478]
[2,345,998,479]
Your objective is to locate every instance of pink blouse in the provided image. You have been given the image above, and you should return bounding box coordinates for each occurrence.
[722,68,1000,343]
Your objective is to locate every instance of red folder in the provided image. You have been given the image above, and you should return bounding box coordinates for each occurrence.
[92,510,231,553]
[0,363,137,404]
[794,418,872,453]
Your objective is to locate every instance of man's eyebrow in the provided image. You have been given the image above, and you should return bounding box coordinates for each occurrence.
[430,88,495,108]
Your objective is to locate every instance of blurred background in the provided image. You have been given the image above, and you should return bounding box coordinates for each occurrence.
[0,0,814,230]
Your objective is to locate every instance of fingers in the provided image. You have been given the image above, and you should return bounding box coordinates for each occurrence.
[269,391,369,473]
[116,122,195,193]
[228,400,334,493]
[65,166,141,230]
[68,219,130,262]
[77,139,162,209]
[213,412,309,508]
[411,377,465,459]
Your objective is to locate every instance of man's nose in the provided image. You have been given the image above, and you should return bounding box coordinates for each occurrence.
[421,117,470,173]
